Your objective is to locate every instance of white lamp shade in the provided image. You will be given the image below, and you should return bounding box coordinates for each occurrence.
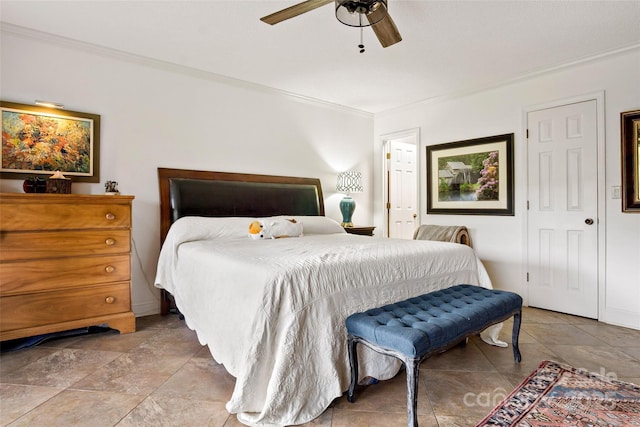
[337,171,364,193]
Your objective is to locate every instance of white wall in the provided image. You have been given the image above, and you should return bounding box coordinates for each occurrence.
[0,29,374,316]
[2,28,638,329]
[374,48,640,329]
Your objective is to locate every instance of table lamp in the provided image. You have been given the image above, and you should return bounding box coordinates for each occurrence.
[336,171,363,227]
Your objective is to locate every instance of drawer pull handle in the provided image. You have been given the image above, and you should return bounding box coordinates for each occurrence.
[105,296,115,304]
[105,265,116,273]
[105,238,116,246]
[105,212,116,221]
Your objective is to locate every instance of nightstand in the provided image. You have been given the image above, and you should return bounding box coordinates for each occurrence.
[343,226,376,236]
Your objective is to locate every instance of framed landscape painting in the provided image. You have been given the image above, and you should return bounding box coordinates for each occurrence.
[1,101,100,182]
[427,133,514,215]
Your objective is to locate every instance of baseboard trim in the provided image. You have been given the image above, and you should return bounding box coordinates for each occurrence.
[133,301,160,317]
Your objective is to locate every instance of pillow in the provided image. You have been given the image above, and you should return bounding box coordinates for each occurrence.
[167,216,345,244]
[283,216,346,235]
[168,216,255,241]
[249,218,304,239]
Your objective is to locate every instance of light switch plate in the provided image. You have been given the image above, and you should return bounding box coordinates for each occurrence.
[612,186,621,199]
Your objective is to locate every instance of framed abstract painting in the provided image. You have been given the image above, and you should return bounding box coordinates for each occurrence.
[1,101,100,182]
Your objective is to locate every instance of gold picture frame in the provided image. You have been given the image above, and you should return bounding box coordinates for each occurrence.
[621,109,640,212]
[1,101,100,182]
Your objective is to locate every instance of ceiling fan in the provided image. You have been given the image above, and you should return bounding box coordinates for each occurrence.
[261,0,402,48]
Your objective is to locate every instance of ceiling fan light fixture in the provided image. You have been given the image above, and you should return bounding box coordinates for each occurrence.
[335,0,387,27]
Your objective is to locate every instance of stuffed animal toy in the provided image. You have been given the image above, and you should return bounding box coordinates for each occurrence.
[248,218,303,239]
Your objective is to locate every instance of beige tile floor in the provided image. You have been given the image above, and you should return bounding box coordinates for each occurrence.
[1,306,640,426]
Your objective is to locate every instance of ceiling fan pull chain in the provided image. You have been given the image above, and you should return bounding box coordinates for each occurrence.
[358,16,365,53]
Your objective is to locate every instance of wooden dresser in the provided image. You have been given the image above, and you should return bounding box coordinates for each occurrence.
[0,193,136,341]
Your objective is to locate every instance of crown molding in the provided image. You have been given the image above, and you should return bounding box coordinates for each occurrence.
[376,42,640,117]
[0,22,373,119]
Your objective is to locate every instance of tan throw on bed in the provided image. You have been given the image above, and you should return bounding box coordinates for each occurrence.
[413,224,472,247]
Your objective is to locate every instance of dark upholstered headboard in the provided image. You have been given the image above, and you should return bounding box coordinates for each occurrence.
[158,168,325,243]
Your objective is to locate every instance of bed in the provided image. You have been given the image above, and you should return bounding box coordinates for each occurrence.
[154,167,503,427]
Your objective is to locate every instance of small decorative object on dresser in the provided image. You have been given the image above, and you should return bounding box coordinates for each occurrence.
[0,193,136,341]
[22,176,47,193]
[105,180,120,195]
[343,226,375,236]
[45,170,72,194]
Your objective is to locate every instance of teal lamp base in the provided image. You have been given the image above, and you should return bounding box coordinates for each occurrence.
[340,196,356,227]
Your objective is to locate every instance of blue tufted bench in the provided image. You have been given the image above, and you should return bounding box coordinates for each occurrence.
[345,284,522,427]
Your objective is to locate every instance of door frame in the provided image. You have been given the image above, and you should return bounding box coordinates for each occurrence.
[380,128,420,238]
[522,91,606,316]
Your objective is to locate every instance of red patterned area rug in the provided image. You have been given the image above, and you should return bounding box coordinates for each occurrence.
[477,360,640,426]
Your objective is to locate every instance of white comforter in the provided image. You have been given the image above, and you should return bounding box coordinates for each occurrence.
[155,216,500,427]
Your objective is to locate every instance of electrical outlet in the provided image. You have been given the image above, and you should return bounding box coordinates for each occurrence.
[612,186,621,199]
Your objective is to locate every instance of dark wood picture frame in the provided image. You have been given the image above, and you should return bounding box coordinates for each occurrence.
[621,109,640,212]
[1,101,100,183]
[427,133,514,216]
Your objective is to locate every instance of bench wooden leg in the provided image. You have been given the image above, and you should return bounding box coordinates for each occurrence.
[512,310,522,363]
[405,358,420,427]
[347,335,358,403]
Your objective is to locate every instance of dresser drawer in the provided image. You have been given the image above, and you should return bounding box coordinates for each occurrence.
[0,229,130,261]
[0,282,131,332]
[0,254,130,295]
[0,201,131,231]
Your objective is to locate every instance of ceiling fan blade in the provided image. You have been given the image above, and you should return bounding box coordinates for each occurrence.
[368,9,402,48]
[261,0,333,25]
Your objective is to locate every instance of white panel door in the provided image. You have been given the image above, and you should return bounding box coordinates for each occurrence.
[527,100,598,318]
[388,139,418,239]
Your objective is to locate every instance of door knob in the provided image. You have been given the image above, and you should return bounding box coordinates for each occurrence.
[585,218,594,225]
